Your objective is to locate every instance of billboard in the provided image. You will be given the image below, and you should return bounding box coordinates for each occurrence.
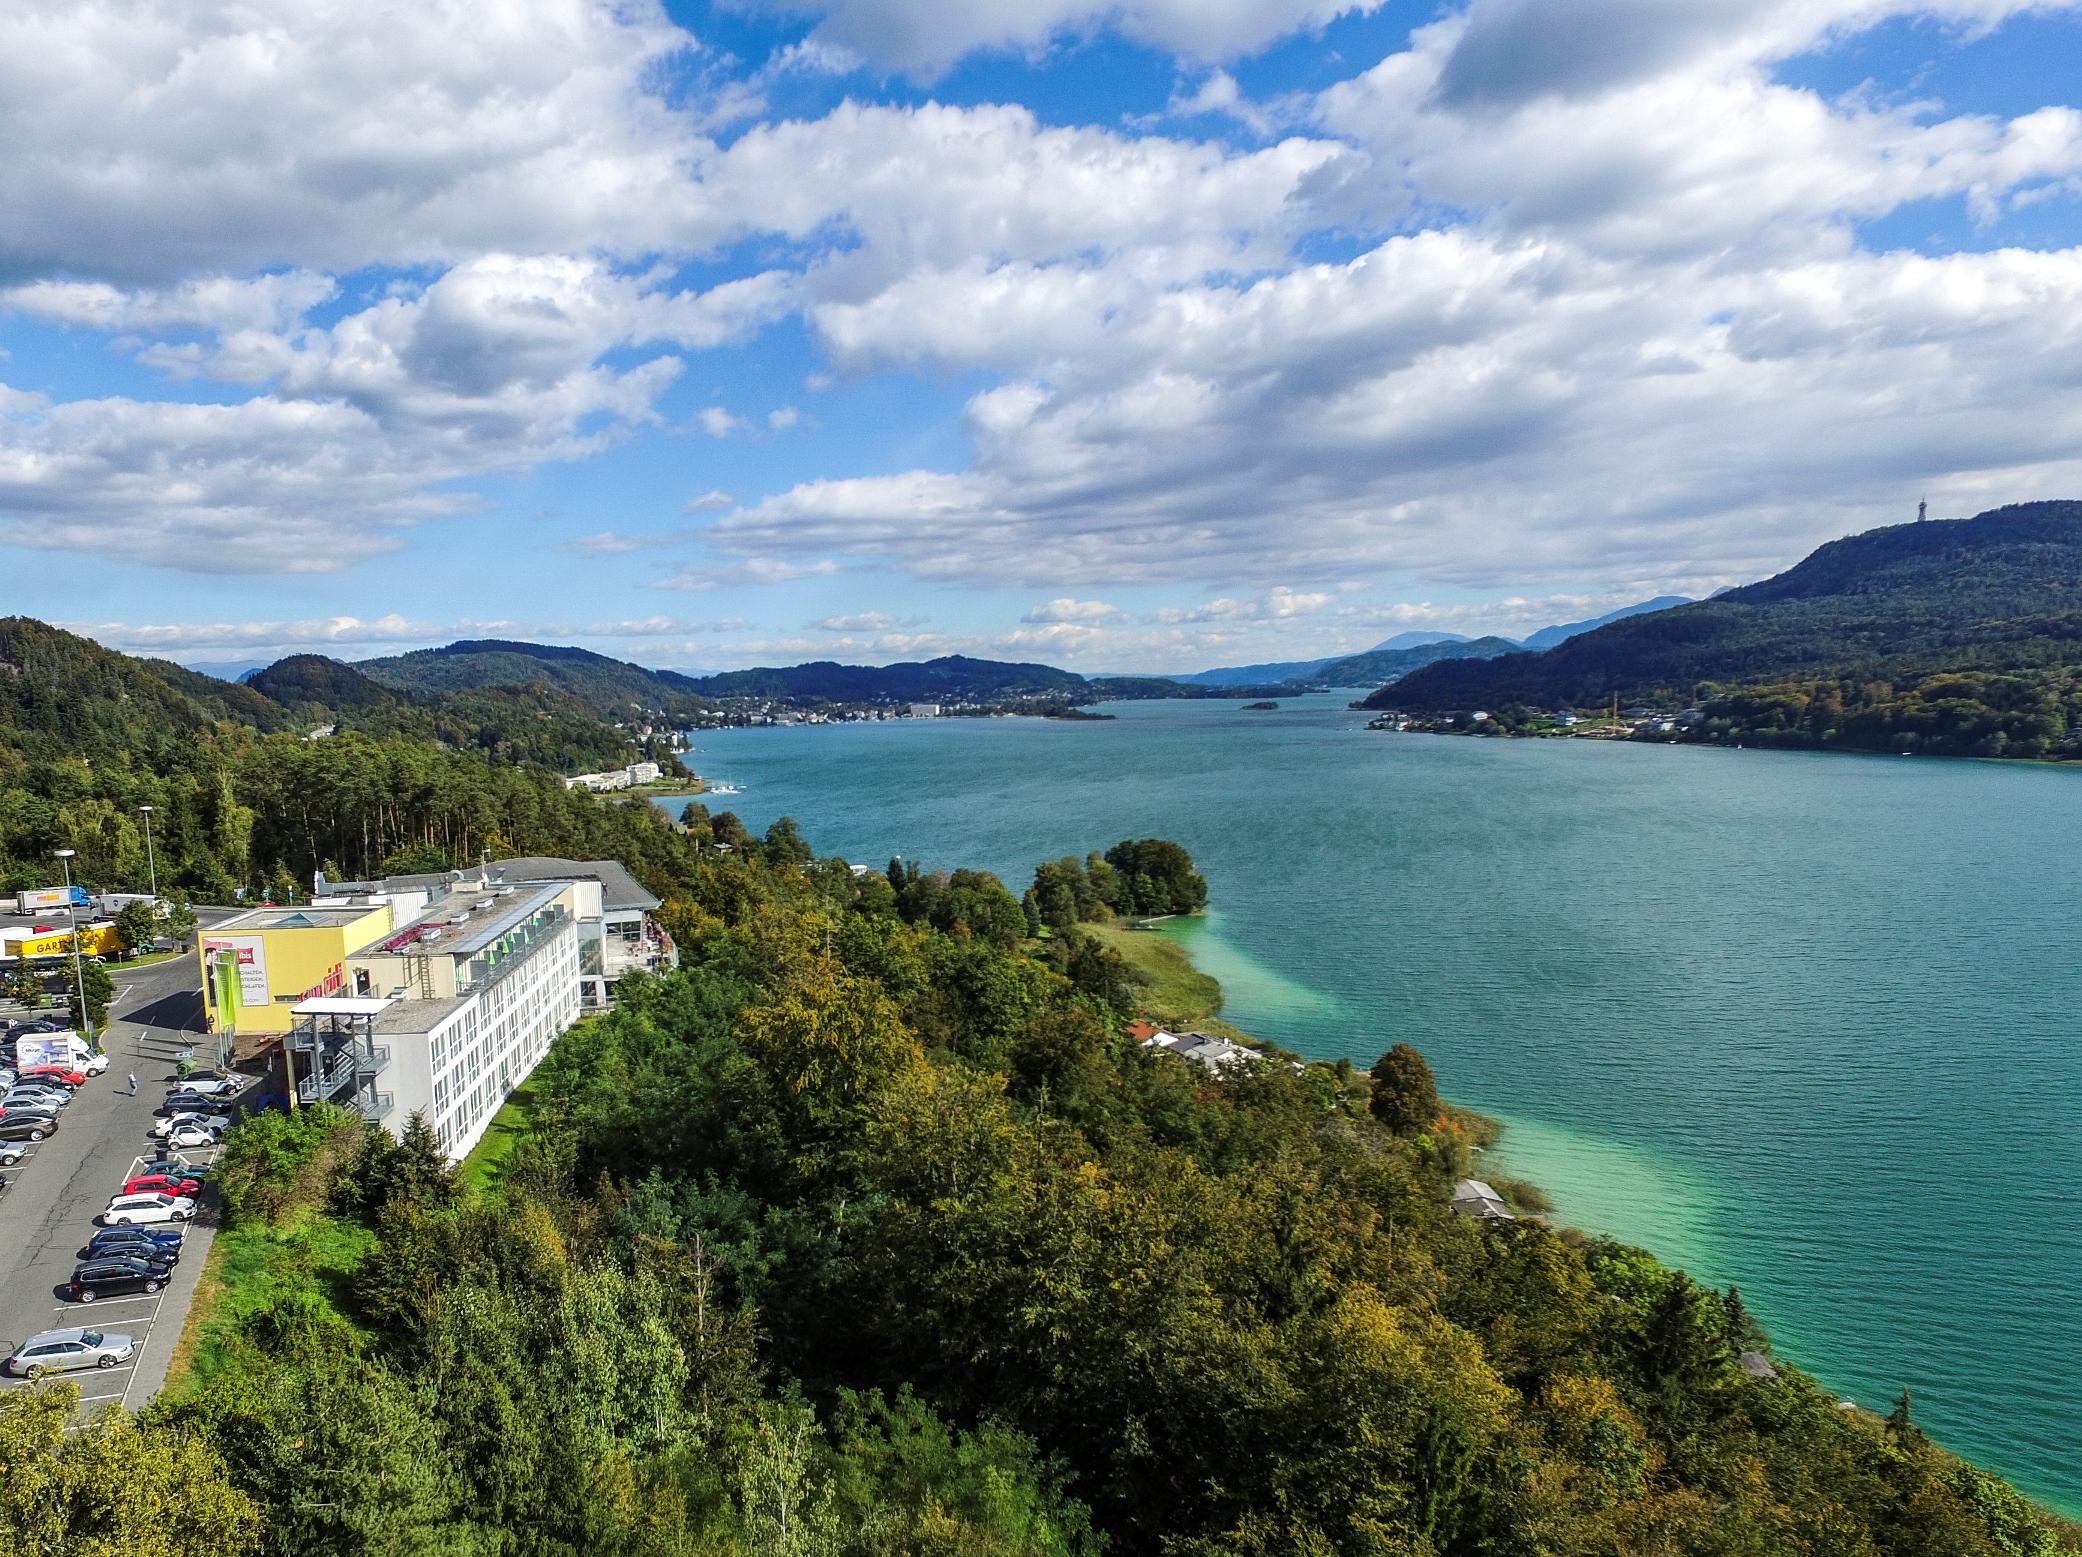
[14,1034,85,1070]
[203,934,271,1014]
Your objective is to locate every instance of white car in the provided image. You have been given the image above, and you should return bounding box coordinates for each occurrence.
[162,1122,226,1150]
[150,1111,231,1140]
[102,1191,195,1225]
[171,1075,241,1098]
[5,1327,136,1379]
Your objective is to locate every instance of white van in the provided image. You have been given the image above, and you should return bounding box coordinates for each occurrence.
[102,1191,196,1225]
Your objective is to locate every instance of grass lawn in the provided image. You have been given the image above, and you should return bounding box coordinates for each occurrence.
[112,949,188,971]
[160,1209,375,1394]
[1083,922,1246,1039]
[456,1074,543,1199]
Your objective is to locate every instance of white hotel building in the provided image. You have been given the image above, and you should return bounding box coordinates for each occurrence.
[289,878,584,1159]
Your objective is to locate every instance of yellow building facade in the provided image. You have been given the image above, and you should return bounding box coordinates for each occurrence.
[198,904,396,1039]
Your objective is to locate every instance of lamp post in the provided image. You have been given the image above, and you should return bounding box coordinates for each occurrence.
[53,849,93,1046]
[137,805,158,899]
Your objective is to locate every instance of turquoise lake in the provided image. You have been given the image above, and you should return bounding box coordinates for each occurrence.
[662,693,2082,1511]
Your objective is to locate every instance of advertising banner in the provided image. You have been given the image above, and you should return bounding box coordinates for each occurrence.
[203,934,271,1011]
[14,1035,82,1070]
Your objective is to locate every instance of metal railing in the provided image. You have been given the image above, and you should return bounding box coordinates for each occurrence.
[354,1090,395,1122]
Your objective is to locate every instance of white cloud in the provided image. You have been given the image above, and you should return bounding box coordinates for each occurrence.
[734,0,1386,77]
[584,616,747,635]
[650,556,843,591]
[1152,586,1335,624]
[701,407,749,438]
[1021,597,1124,623]
[813,611,902,631]
[685,489,735,512]
[0,255,791,570]
[71,614,440,652]
[4,272,338,334]
[767,405,800,430]
[700,7,2082,597]
[0,0,716,283]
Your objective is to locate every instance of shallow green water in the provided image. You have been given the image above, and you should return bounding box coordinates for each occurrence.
[665,694,2082,1510]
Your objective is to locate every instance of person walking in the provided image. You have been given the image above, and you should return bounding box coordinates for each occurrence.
[126,1072,137,1095]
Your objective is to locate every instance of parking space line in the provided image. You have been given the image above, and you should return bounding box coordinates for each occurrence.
[50,1295,167,1314]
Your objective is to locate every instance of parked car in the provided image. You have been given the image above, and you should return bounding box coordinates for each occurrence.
[162,1122,226,1149]
[158,1091,225,1116]
[101,1190,195,1225]
[85,1229,183,1263]
[136,1158,212,1182]
[0,1141,27,1166]
[5,1080,72,1104]
[67,1256,171,1302]
[4,1327,136,1378]
[0,1111,57,1142]
[19,1064,88,1087]
[86,1223,184,1253]
[2,1091,67,1115]
[122,1173,203,1199]
[171,1075,242,1098]
[150,1112,230,1140]
[5,1018,67,1041]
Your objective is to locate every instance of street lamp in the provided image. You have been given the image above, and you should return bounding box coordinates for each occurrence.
[137,805,158,899]
[52,849,93,1046]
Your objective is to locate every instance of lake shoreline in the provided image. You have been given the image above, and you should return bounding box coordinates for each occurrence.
[653,695,2082,1507]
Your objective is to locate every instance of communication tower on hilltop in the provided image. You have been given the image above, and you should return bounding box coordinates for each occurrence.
[1918,498,1927,523]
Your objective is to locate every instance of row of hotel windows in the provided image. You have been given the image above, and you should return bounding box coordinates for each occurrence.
[427,931,581,1150]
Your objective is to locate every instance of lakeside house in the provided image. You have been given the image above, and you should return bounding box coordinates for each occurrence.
[1740,1350,1779,1380]
[1450,1178,1515,1220]
[1138,1028,1260,1075]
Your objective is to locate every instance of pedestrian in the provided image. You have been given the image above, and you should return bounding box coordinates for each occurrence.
[126,1072,137,1095]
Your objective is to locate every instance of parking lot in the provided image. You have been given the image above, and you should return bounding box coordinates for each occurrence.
[0,954,234,1420]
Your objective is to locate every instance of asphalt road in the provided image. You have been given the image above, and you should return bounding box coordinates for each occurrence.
[0,953,222,1416]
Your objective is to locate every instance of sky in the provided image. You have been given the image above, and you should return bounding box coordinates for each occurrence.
[6,0,2082,677]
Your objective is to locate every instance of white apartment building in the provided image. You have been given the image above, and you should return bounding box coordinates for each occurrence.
[289,878,584,1160]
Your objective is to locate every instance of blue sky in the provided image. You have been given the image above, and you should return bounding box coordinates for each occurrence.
[5,0,2082,676]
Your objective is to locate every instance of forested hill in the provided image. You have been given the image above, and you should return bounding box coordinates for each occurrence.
[0,615,292,767]
[0,619,673,898]
[679,652,1088,702]
[352,638,708,711]
[1316,633,1523,687]
[1376,501,2082,711]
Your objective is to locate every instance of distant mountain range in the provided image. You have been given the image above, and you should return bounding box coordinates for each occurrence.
[1373,501,2082,710]
[1181,598,1692,687]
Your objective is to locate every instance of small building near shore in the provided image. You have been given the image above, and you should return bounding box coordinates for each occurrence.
[1450,1178,1515,1220]
[1139,1028,1260,1075]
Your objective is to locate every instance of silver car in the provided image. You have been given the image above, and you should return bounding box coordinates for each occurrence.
[4,1326,136,1379]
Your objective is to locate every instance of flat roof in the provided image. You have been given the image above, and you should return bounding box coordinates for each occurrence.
[372,998,462,1034]
[291,996,396,1016]
[208,905,380,932]
[372,881,567,961]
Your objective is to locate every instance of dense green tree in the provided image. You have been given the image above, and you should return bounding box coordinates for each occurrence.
[114,896,161,955]
[1369,1042,1442,1135]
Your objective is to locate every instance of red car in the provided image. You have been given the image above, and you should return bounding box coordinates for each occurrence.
[122,1173,202,1199]
[19,1065,87,1087]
